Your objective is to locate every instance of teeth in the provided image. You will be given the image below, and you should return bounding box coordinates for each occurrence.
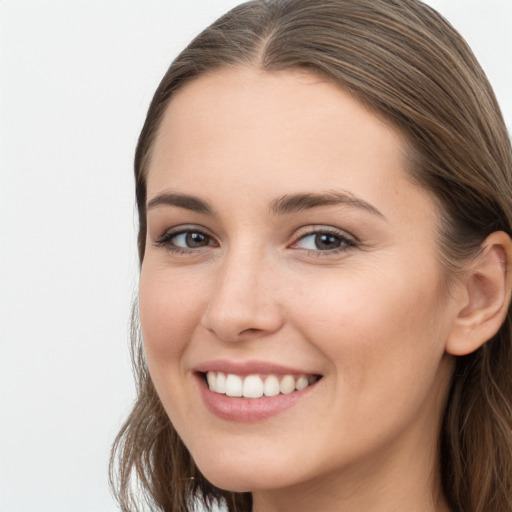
[206,371,216,390]
[296,375,309,390]
[243,375,264,398]
[206,371,317,398]
[225,374,243,397]
[279,375,296,395]
[216,372,226,393]
[263,375,280,397]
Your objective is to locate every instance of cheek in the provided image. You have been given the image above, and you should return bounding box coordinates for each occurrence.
[284,265,453,458]
[138,263,207,368]
[290,263,450,389]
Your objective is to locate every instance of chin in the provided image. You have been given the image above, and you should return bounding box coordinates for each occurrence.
[202,469,290,494]
[192,447,303,493]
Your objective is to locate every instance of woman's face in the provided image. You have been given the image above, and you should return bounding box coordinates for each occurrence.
[139,68,457,496]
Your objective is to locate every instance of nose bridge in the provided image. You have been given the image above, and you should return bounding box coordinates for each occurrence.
[201,242,282,342]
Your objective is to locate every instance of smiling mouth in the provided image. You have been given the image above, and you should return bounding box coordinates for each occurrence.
[202,371,321,399]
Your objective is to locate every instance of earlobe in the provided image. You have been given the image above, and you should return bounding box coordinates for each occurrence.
[446,231,512,356]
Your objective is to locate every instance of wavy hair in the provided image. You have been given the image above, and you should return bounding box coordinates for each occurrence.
[110,1,512,511]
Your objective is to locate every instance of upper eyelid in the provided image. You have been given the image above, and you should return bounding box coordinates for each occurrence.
[157,224,214,239]
[291,225,357,242]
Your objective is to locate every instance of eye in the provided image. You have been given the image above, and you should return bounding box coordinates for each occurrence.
[292,228,356,253]
[155,227,216,252]
[172,231,211,248]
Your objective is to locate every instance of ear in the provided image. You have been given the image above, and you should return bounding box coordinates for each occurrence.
[446,231,512,356]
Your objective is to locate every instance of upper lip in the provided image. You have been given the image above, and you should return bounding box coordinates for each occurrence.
[194,359,321,376]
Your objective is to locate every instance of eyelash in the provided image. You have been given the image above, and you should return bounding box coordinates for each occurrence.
[154,226,357,257]
[154,226,216,255]
[291,227,357,256]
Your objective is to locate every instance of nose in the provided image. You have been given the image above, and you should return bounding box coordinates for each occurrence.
[200,249,284,343]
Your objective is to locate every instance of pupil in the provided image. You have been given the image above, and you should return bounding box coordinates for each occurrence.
[186,232,207,247]
[315,234,340,250]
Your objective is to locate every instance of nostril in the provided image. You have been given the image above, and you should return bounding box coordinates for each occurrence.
[240,328,262,335]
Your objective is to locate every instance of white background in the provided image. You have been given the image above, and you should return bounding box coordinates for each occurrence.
[0,1,510,511]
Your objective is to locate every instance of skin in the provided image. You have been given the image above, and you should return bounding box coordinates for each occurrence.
[138,67,467,512]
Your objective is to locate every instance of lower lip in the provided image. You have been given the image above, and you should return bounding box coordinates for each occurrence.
[196,374,318,423]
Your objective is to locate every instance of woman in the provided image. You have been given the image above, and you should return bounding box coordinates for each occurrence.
[110,1,512,511]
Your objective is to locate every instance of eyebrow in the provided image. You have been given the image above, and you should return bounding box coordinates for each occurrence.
[146,193,214,214]
[146,190,384,218]
[270,190,385,218]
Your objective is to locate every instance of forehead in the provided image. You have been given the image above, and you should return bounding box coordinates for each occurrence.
[151,67,406,170]
[146,67,435,225]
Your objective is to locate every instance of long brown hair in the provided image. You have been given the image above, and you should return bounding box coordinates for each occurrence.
[110,1,512,511]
